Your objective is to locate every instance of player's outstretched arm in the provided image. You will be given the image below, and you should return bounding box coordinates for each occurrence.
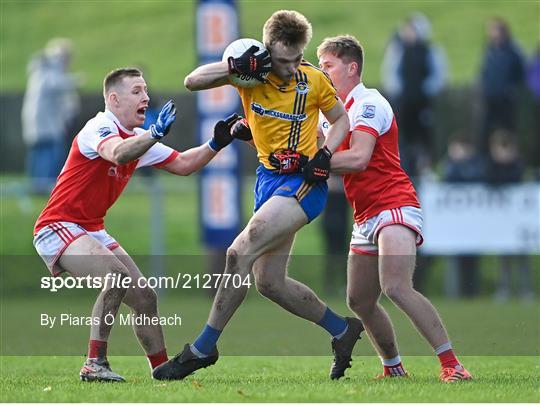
[184,61,231,91]
[161,114,242,176]
[161,143,217,176]
[99,100,177,165]
[330,129,376,174]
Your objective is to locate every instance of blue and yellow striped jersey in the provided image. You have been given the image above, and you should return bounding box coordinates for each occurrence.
[234,61,338,169]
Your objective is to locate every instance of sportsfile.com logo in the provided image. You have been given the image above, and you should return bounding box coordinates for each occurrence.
[40,273,252,292]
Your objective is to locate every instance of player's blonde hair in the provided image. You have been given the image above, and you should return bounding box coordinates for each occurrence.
[103,67,143,98]
[262,10,312,50]
[317,35,364,77]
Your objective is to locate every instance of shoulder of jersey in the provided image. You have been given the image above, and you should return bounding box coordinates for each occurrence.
[91,112,117,132]
[356,87,392,112]
[79,112,118,139]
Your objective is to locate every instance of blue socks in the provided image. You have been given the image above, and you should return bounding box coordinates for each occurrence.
[192,309,346,357]
[317,307,348,338]
[192,324,222,356]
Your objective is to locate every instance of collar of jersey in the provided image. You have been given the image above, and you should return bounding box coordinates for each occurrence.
[345,82,366,106]
[104,109,135,136]
[266,72,297,92]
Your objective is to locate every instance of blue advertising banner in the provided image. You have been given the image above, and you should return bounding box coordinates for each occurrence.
[196,0,242,248]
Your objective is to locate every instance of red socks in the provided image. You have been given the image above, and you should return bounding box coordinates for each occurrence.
[383,362,407,376]
[381,355,407,376]
[380,345,460,375]
[438,348,460,369]
[89,340,167,370]
[88,339,107,359]
[147,349,168,369]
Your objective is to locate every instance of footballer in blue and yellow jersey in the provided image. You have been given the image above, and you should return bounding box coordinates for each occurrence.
[233,61,338,169]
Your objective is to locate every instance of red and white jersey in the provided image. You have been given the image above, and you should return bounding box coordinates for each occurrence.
[321,83,420,224]
[34,110,178,234]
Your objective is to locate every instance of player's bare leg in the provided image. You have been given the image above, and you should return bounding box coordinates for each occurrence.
[153,196,363,380]
[251,234,326,322]
[347,253,397,356]
[58,235,130,382]
[347,252,406,377]
[152,197,307,380]
[207,196,309,329]
[250,233,364,380]
[378,225,449,348]
[378,224,471,382]
[113,247,168,370]
[59,236,130,344]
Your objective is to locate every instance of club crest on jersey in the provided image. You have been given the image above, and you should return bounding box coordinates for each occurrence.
[108,166,130,180]
[98,127,112,138]
[361,104,376,119]
[295,81,309,95]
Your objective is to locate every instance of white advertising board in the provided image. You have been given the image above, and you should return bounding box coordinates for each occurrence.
[419,182,540,254]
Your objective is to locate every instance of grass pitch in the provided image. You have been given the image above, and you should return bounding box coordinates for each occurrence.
[1,294,539,402]
[2,176,539,402]
[1,356,539,402]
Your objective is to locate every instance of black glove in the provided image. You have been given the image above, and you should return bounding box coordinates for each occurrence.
[208,113,241,152]
[231,118,252,141]
[302,146,332,184]
[227,45,271,83]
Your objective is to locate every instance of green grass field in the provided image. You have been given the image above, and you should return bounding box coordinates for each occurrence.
[2,1,538,92]
[1,356,539,402]
[2,294,539,356]
[2,2,540,402]
[1,174,539,402]
[1,292,539,401]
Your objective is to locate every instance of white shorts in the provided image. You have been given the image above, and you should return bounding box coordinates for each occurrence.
[33,222,120,276]
[350,206,424,256]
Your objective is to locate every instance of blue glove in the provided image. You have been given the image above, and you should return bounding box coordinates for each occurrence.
[150,100,177,140]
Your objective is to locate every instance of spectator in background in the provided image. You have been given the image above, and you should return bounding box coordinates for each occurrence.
[443,134,486,184]
[381,12,447,182]
[478,18,525,155]
[21,38,82,194]
[442,133,486,297]
[526,45,540,104]
[485,129,534,302]
[525,45,540,172]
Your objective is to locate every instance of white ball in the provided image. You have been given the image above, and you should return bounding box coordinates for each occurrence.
[222,38,269,88]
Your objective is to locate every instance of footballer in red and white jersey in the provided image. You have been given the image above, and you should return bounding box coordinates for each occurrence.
[34,109,178,234]
[320,83,420,224]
